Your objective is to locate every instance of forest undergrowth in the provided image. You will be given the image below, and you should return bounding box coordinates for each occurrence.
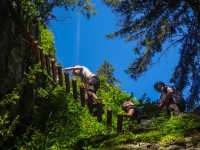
[0,64,200,149]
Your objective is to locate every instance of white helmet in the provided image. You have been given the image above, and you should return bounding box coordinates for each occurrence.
[122,101,134,110]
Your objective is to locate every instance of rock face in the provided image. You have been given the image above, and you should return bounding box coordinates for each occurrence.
[0,0,38,126]
[0,0,27,99]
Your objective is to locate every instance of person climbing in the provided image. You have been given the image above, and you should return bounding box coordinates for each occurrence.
[116,101,151,126]
[154,81,186,116]
[62,65,100,101]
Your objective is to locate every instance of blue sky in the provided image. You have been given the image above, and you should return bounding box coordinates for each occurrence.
[49,1,180,101]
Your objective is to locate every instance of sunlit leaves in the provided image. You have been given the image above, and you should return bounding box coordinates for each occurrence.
[39,23,56,59]
[20,0,97,22]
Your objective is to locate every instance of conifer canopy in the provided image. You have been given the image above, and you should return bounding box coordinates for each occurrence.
[103,0,200,110]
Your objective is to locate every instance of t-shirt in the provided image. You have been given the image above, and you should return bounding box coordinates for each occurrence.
[128,106,147,123]
[77,66,96,84]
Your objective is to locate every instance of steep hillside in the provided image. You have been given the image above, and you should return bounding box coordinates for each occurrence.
[0,1,200,150]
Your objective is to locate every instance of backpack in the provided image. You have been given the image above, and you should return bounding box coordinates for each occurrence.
[161,86,186,112]
[172,90,186,112]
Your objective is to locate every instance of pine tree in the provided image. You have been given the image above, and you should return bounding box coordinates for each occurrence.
[97,60,121,85]
[102,0,200,110]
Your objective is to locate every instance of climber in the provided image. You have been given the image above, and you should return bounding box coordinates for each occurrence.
[154,81,186,116]
[62,65,100,101]
[116,101,151,126]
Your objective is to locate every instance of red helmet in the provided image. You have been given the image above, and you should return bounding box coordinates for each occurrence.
[122,101,134,110]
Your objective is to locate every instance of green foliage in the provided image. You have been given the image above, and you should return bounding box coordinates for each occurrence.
[97,60,121,86]
[0,112,19,145]
[2,61,198,148]
[20,0,43,19]
[39,23,57,60]
[0,65,40,107]
[98,76,136,114]
[132,114,200,143]
[135,93,160,118]
[159,134,185,146]
[9,1,199,149]
[6,66,141,149]
[0,64,46,148]
[85,113,200,149]
[17,130,47,149]
[2,63,200,149]
[98,133,134,148]
[95,76,138,132]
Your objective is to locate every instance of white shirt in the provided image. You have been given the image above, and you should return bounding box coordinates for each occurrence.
[76,66,96,84]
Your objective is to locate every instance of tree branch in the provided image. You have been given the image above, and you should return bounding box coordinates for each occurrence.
[187,0,200,26]
[34,0,58,20]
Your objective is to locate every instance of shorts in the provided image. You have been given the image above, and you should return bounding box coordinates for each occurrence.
[85,76,100,94]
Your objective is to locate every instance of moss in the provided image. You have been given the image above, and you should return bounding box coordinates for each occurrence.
[98,134,134,148]
[158,135,185,146]
[74,111,200,149]
[192,134,200,145]
[197,142,200,147]
[175,137,186,144]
